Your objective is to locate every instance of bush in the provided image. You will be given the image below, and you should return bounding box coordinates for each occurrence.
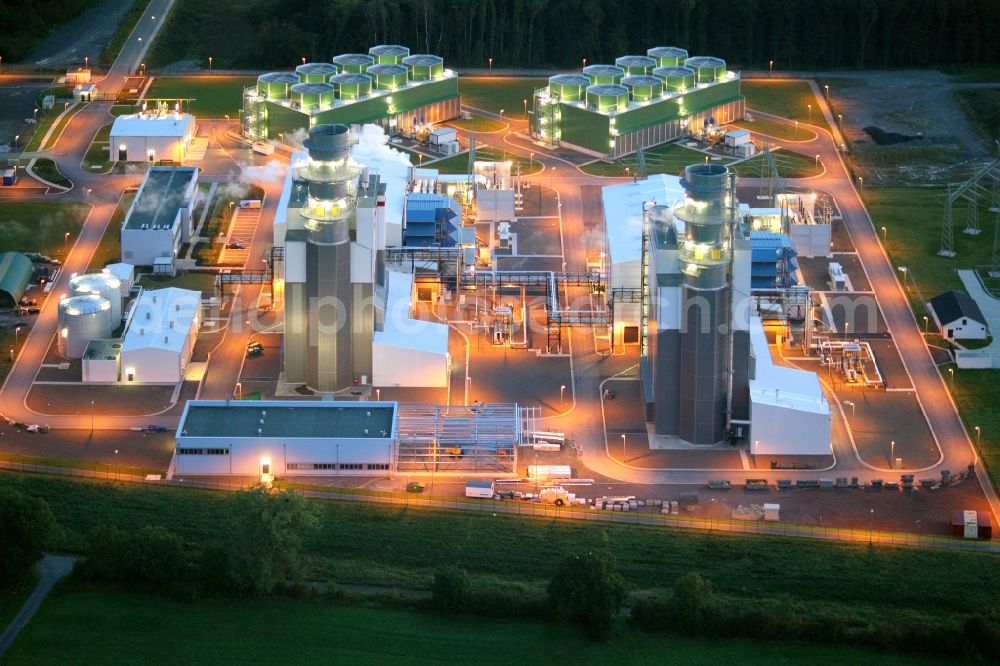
[0,486,58,583]
[83,525,187,586]
[548,550,627,642]
[224,486,319,594]
[432,566,470,612]
[964,615,1000,661]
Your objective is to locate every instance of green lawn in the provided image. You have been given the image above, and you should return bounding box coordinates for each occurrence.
[3,588,951,666]
[426,147,542,176]
[0,571,37,637]
[740,80,826,128]
[30,159,71,188]
[581,143,728,177]
[865,186,1000,487]
[730,149,823,179]
[458,77,547,119]
[145,76,256,118]
[732,116,817,142]
[109,105,139,117]
[87,191,136,271]
[3,472,1000,622]
[138,271,217,295]
[23,109,61,153]
[446,115,508,132]
[0,202,89,258]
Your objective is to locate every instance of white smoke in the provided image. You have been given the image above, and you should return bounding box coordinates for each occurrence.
[350,124,413,226]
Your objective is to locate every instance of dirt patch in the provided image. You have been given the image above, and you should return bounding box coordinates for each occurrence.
[863,126,921,146]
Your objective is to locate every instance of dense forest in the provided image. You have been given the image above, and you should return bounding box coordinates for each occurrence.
[146,0,1000,71]
[0,0,96,62]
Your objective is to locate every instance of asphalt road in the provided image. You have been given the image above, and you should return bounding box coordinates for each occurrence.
[0,555,75,659]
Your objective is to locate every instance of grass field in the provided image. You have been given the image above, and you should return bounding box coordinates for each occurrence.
[23,109,61,153]
[458,77,547,119]
[730,149,823,179]
[87,191,136,271]
[39,103,84,151]
[2,471,1000,625]
[446,115,508,132]
[109,105,139,117]
[30,159,71,188]
[581,143,729,177]
[740,80,826,129]
[145,76,256,118]
[0,571,37,637]
[0,202,88,258]
[2,588,951,666]
[732,116,817,142]
[427,147,542,176]
[865,186,1000,487]
[81,123,114,173]
[954,87,1000,145]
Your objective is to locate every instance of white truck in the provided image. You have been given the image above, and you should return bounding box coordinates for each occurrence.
[465,480,495,499]
[251,141,275,156]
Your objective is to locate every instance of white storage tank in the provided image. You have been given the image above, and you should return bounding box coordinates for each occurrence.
[58,294,114,358]
[69,272,123,321]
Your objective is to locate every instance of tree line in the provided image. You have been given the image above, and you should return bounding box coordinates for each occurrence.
[145,0,1000,71]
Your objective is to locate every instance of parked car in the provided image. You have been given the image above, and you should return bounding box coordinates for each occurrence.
[246,341,263,357]
[18,307,40,315]
[226,242,245,250]
[25,424,49,434]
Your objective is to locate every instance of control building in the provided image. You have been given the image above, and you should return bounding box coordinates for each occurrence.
[243,45,460,141]
[120,166,198,266]
[531,46,743,159]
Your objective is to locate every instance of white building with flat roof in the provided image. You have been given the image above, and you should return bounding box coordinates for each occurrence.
[121,167,197,266]
[175,400,398,479]
[748,317,831,456]
[373,271,450,387]
[110,112,196,163]
[121,287,201,383]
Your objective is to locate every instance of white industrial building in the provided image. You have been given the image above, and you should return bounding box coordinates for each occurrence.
[175,400,398,479]
[373,271,450,387]
[743,192,831,258]
[110,112,196,163]
[602,174,685,348]
[120,287,201,383]
[121,166,197,266]
[748,317,832,456]
[928,290,990,341]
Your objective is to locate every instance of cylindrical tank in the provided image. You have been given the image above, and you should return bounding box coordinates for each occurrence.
[291,82,335,111]
[402,54,444,81]
[653,66,696,91]
[368,44,410,65]
[332,53,375,74]
[582,64,625,85]
[257,72,299,100]
[367,63,408,90]
[548,74,590,102]
[674,163,734,290]
[585,84,629,113]
[68,273,122,322]
[621,75,663,102]
[683,56,727,84]
[646,46,689,68]
[299,124,360,221]
[614,55,657,75]
[296,62,338,83]
[330,73,372,100]
[58,294,113,359]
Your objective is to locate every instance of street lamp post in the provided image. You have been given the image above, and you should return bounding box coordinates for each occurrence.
[376,388,381,401]
[808,103,812,120]
[794,120,799,139]
[769,60,773,76]
[815,154,820,167]
[869,508,875,544]
[488,57,493,74]
[91,400,95,434]
[64,231,69,250]
[890,440,895,468]
[923,316,929,332]
[523,98,527,118]
[975,426,981,447]
[560,384,566,406]
[898,266,908,290]
[14,325,20,348]
[620,434,626,462]
[824,84,830,100]
[844,400,855,424]
[208,56,213,71]
[881,226,887,243]
[582,58,587,69]
[949,367,955,390]
[115,449,119,481]
[858,175,863,192]
[529,152,534,172]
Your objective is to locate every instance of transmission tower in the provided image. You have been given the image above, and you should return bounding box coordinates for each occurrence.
[939,157,1000,257]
